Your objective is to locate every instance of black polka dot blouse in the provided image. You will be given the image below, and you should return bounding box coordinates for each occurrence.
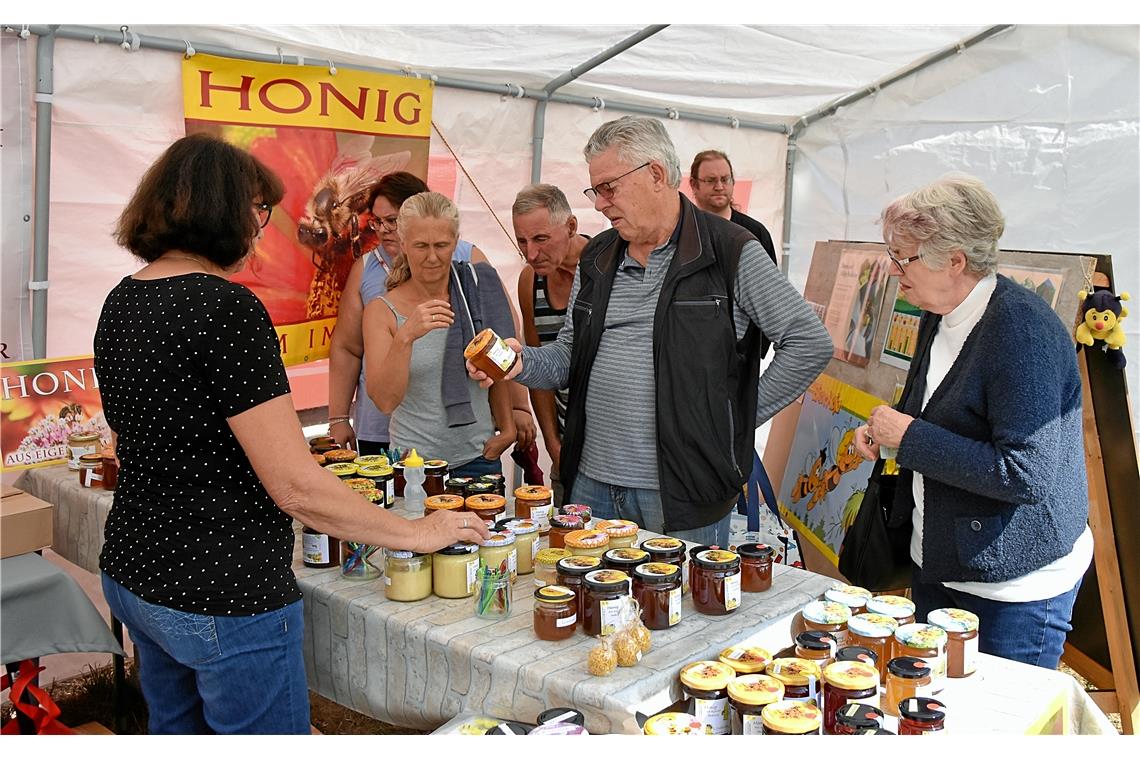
[94,274,300,616]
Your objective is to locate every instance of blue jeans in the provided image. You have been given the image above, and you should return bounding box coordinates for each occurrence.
[909,564,1081,670]
[570,471,733,546]
[450,455,503,479]
[102,575,310,734]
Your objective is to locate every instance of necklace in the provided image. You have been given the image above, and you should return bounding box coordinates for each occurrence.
[160,252,227,276]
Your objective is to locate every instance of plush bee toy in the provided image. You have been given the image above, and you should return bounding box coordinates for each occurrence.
[1075,288,1129,369]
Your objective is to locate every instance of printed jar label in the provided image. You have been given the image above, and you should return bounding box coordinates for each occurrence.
[668,587,682,626]
[599,598,623,635]
[692,697,730,735]
[486,338,517,372]
[724,572,742,611]
[963,636,979,675]
[742,713,764,736]
[302,533,330,564]
[385,480,395,506]
[530,504,553,527]
[531,539,539,562]
[556,613,577,628]
[81,468,102,487]
[508,548,518,576]
[465,558,479,594]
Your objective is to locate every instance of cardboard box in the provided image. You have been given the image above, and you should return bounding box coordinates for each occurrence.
[1,489,53,558]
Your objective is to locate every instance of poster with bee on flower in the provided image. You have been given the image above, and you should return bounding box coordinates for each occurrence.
[181,54,433,366]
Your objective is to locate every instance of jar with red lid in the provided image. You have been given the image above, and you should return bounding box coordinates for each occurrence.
[802,599,851,647]
[821,660,879,735]
[556,555,602,626]
[894,623,948,694]
[847,613,898,685]
[548,513,584,549]
[898,697,946,734]
[760,701,822,735]
[737,542,774,592]
[533,585,577,641]
[928,607,980,678]
[690,549,742,616]
[832,703,884,735]
[824,583,872,615]
[767,657,823,706]
[728,674,784,735]
[795,630,838,669]
[632,562,681,630]
[581,569,630,637]
[883,657,932,717]
[678,660,736,735]
[602,547,649,574]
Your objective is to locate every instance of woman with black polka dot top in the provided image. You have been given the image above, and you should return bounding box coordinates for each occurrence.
[93,134,490,735]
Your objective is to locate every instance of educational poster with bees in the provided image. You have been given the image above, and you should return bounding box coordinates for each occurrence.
[182,54,433,366]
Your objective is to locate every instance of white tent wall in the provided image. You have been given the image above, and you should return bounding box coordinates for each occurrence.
[790,25,1140,425]
[0,35,36,363]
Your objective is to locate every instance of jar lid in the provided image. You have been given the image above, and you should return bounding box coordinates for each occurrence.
[866,594,915,619]
[384,549,426,559]
[928,607,980,633]
[424,459,449,469]
[356,464,393,477]
[503,519,539,535]
[322,449,359,463]
[802,599,851,625]
[726,674,784,706]
[679,660,736,691]
[484,720,532,735]
[560,503,592,517]
[583,568,630,591]
[534,584,576,603]
[514,484,552,501]
[736,542,775,559]
[392,461,405,471]
[466,482,495,494]
[466,494,507,510]
[834,703,884,730]
[435,542,479,556]
[425,494,465,511]
[564,529,610,549]
[760,701,822,734]
[596,519,639,537]
[633,562,681,583]
[693,549,740,569]
[550,514,585,530]
[603,547,648,565]
[887,656,931,679]
[536,707,585,727]
[718,645,772,674]
[362,490,383,503]
[848,612,899,638]
[323,462,358,476]
[824,583,872,608]
[480,531,516,547]
[446,476,473,486]
[895,623,948,649]
[642,713,704,735]
[767,657,823,686]
[479,473,505,483]
[835,645,878,667]
[78,453,103,464]
[899,697,946,723]
[688,543,715,559]
[70,432,101,442]
[823,660,879,691]
[556,555,602,575]
[535,548,573,566]
[353,454,390,467]
[640,537,685,554]
[527,722,588,736]
[795,630,838,652]
[344,478,375,490]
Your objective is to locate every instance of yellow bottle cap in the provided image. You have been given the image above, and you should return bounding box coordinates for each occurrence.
[404,448,424,467]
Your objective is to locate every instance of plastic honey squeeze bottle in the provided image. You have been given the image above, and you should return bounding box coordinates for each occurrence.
[402,449,427,511]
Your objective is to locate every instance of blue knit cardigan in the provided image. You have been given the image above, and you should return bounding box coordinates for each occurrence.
[895,274,1088,583]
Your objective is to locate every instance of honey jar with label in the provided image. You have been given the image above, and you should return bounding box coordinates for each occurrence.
[632,562,682,630]
[760,701,822,735]
[465,493,507,522]
[384,550,432,602]
[690,549,742,616]
[821,660,879,735]
[548,514,584,548]
[883,657,932,716]
[847,613,898,685]
[928,607,980,678]
[581,569,630,637]
[802,599,851,647]
[556,555,602,625]
[767,657,823,706]
[432,542,480,598]
[502,519,539,574]
[533,585,577,641]
[464,327,519,382]
[514,485,553,531]
[728,674,785,735]
[894,623,948,694]
[678,660,736,735]
[737,542,775,592]
[718,645,772,676]
[824,583,872,615]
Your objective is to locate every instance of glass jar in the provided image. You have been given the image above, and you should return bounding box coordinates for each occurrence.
[632,562,682,630]
[352,454,389,467]
[687,544,714,596]
[533,585,577,641]
[514,485,553,532]
[324,462,359,480]
[835,646,878,671]
[302,525,341,568]
[642,713,705,736]
[581,569,630,636]
[425,494,465,516]
[548,514,584,549]
[802,599,851,647]
[432,542,480,599]
[392,461,405,497]
[78,453,103,488]
[824,583,872,616]
[503,519,539,575]
[445,476,473,497]
[928,607,980,678]
[866,594,916,626]
[894,623,948,694]
[603,547,649,575]
[357,464,394,507]
[728,674,785,735]
[832,703,884,735]
[718,645,772,676]
[690,549,742,616]
[473,564,511,619]
[479,473,506,496]
[595,519,640,549]
[761,701,822,735]
[678,660,736,735]
[464,327,519,381]
[640,536,685,566]
[466,480,495,498]
[384,550,432,601]
[100,452,119,491]
[767,658,823,706]
[340,542,381,579]
[821,660,880,735]
[564,528,610,558]
[534,548,571,587]
[67,432,101,470]
[898,697,947,734]
[559,503,592,527]
[883,657,932,717]
[847,613,898,685]
[422,459,448,496]
[737,542,775,593]
[556,555,602,626]
[795,630,838,669]
[536,707,586,727]
[344,477,376,494]
[478,531,518,583]
[465,493,507,523]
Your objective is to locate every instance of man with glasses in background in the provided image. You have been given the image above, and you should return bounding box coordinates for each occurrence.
[470,116,832,545]
[689,150,777,268]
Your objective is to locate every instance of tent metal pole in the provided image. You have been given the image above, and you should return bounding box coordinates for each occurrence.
[30,26,57,360]
[780,136,798,276]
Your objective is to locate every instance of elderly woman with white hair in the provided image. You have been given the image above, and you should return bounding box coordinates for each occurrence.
[853,174,1091,670]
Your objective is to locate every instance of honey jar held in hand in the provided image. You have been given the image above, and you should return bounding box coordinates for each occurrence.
[464,328,518,381]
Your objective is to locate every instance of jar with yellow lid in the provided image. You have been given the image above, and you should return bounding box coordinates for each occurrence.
[795,630,838,669]
[564,529,610,558]
[425,494,465,515]
[533,585,577,641]
[323,448,358,464]
[642,713,706,735]
[928,607,980,678]
[324,462,358,479]
[866,594,915,626]
[556,555,602,626]
[432,542,480,599]
[632,562,682,630]
[883,656,932,716]
[824,583,872,615]
[534,548,571,588]
[465,493,507,522]
[384,550,432,602]
[847,612,898,684]
[353,454,389,467]
[761,700,822,735]
[821,660,879,734]
[894,623,948,693]
[581,569,630,637]
[479,531,518,583]
[678,660,736,735]
[718,645,772,676]
[548,514,584,549]
[802,599,851,647]
[767,657,823,706]
[690,549,742,616]
[343,477,375,492]
[356,463,394,507]
[503,519,539,575]
[513,485,553,532]
[728,674,785,735]
[67,432,101,470]
[595,519,640,549]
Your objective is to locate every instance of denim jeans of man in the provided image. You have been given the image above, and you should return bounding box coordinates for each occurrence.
[449,454,503,479]
[910,564,1081,669]
[101,574,309,734]
[570,471,733,546]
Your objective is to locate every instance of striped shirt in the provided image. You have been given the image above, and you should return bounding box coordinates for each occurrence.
[532,272,570,433]
[518,237,832,490]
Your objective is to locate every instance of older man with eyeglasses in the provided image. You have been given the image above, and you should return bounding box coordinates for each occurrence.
[469,116,832,545]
